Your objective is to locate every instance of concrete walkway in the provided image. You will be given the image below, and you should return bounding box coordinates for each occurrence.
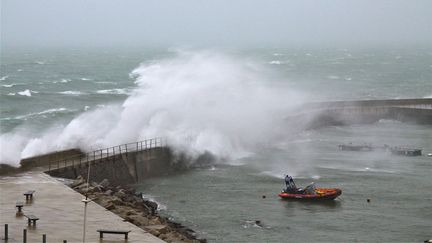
[0,172,164,243]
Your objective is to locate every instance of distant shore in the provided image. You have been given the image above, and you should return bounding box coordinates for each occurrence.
[69,176,206,243]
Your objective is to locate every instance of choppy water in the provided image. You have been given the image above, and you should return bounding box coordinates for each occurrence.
[137,121,432,242]
[1,46,432,242]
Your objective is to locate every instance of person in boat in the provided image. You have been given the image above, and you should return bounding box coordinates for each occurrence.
[284,175,299,194]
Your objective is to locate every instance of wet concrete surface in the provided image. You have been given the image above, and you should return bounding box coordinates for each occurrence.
[0,172,164,243]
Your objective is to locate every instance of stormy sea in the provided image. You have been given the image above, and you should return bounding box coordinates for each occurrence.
[1,47,431,242]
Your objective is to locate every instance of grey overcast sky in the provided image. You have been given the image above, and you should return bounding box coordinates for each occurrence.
[1,0,431,48]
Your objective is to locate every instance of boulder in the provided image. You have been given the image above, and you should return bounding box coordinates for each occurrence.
[125,215,149,226]
[105,203,116,210]
[114,189,127,199]
[104,189,113,196]
[71,176,85,188]
[145,224,169,235]
[149,217,162,225]
[144,200,158,212]
[109,198,124,206]
[99,179,110,188]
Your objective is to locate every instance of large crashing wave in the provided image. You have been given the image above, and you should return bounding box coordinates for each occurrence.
[0,50,306,167]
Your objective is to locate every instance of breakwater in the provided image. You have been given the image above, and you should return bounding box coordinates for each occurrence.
[294,98,432,129]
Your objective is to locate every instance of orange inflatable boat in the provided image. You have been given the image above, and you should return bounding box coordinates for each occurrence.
[278,188,342,201]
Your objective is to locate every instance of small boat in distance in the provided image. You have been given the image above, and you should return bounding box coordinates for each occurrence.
[279,175,342,201]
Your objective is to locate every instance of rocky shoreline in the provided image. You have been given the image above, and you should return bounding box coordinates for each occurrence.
[69,176,206,243]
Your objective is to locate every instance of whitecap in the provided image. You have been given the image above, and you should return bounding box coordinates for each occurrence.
[269,60,283,65]
[58,91,83,95]
[14,108,69,120]
[81,78,92,81]
[17,69,23,72]
[84,106,91,111]
[344,77,352,81]
[273,53,284,56]
[7,93,16,96]
[2,84,15,88]
[35,61,46,65]
[96,88,130,95]
[0,75,9,81]
[17,89,32,97]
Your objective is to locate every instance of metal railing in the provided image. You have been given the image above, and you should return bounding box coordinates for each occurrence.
[47,137,166,172]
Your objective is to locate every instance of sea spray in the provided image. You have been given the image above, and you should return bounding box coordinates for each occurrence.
[0,50,307,166]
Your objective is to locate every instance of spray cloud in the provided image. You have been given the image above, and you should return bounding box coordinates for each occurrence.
[0,50,307,166]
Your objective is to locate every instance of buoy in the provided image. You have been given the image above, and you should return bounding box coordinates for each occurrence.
[367,198,371,203]
[262,195,266,199]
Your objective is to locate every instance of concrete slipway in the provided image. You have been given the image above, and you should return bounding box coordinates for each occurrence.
[0,172,164,243]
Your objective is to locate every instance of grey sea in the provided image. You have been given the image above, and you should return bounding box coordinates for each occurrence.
[1,46,432,242]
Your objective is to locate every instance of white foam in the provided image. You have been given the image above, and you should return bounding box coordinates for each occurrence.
[14,108,69,120]
[17,89,32,97]
[81,78,92,81]
[269,60,283,65]
[96,88,130,95]
[58,91,83,95]
[2,84,15,88]
[0,75,9,81]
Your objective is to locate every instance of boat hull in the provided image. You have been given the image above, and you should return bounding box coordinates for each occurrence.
[278,188,342,201]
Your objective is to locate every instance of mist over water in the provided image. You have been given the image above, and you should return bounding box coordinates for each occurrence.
[0,50,307,166]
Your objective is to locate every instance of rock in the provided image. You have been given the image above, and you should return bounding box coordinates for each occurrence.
[145,224,169,235]
[144,200,158,212]
[149,217,162,225]
[104,189,113,196]
[71,176,85,188]
[106,203,116,210]
[114,190,127,199]
[125,215,149,226]
[91,181,99,187]
[109,198,124,206]
[74,182,88,191]
[99,179,110,188]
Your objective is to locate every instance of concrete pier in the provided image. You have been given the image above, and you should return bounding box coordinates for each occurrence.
[0,172,164,243]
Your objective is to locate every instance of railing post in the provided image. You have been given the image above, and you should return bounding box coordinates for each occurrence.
[23,229,27,243]
[4,224,7,240]
[57,160,59,169]
[42,234,47,243]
